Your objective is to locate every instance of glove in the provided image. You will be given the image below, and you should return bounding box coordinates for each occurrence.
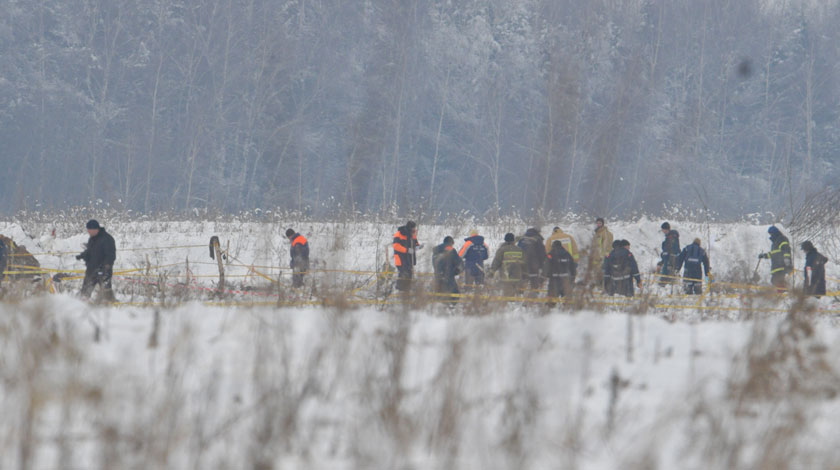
[75,254,83,260]
[406,248,415,255]
[758,253,768,260]
[416,244,424,250]
[784,258,792,268]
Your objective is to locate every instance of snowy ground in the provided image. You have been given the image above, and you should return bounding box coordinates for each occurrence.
[2,217,840,468]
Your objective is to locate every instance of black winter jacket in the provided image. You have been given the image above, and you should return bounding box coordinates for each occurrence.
[804,249,828,296]
[79,229,116,272]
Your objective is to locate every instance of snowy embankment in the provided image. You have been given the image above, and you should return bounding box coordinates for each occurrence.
[2,217,840,468]
[3,295,840,469]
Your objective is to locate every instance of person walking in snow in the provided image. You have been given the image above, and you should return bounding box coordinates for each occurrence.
[659,222,680,285]
[675,238,711,295]
[393,220,422,292]
[801,241,828,297]
[758,226,793,292]
[77,219,117,302]
[518,228,548,291]
[285,228,310,288]
[490,233,526,296]
[605,240,641,297]
[459,230,489,287]
[544,240,576,306]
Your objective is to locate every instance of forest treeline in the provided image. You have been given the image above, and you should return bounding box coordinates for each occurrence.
[0,0,837,217]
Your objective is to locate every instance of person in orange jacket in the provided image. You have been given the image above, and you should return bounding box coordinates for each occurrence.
[393,220,422,292]
[286,228,309,288]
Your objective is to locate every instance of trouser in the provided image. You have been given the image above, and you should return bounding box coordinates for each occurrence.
[435,276,460,303]
[547,277,572,307]
[500,280,522,297]
[771,272,788,292]
[659,258,677,285]
[613,278,634,297]
[291,259,309,288]
[292,266,306,288]
[81,267,115,301]
[527,273,543,290]
[684,281,702,295]
[396,265,414,292]
[464,266,485,286]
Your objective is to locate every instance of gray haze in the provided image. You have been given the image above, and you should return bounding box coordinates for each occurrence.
[1,0,838,218]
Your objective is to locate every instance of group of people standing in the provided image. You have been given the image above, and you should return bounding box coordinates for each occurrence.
[0,218,830,303]
[391,219,832,303]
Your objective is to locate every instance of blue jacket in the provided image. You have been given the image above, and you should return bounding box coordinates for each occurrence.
[459,235,489,273]
[676,242,710,281]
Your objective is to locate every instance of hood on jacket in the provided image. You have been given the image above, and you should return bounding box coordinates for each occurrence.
[464,235,485,244]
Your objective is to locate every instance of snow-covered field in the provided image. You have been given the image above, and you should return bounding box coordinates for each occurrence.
[2,217,840,468]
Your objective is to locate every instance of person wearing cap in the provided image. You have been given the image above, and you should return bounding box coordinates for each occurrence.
[393,220,422,292]
[801,241,828,297]
[490,233,526,296]
[659,222,681,285]
[458,229,489,287]
[675,238,711,295]
[285,228,310,288]
[433,236,462,301]
[76,219,117,301]
[544,226,580,263]
[759,226,793,291]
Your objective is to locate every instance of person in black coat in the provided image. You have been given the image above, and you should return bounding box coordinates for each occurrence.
[605,240,641,297]
[602,239,623,295]
[801,241,828,297]
[517,228,547,290]
[544,240,576,307]
[433,236,462,302]
[77,220,117,301]
[675,238,711,295]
